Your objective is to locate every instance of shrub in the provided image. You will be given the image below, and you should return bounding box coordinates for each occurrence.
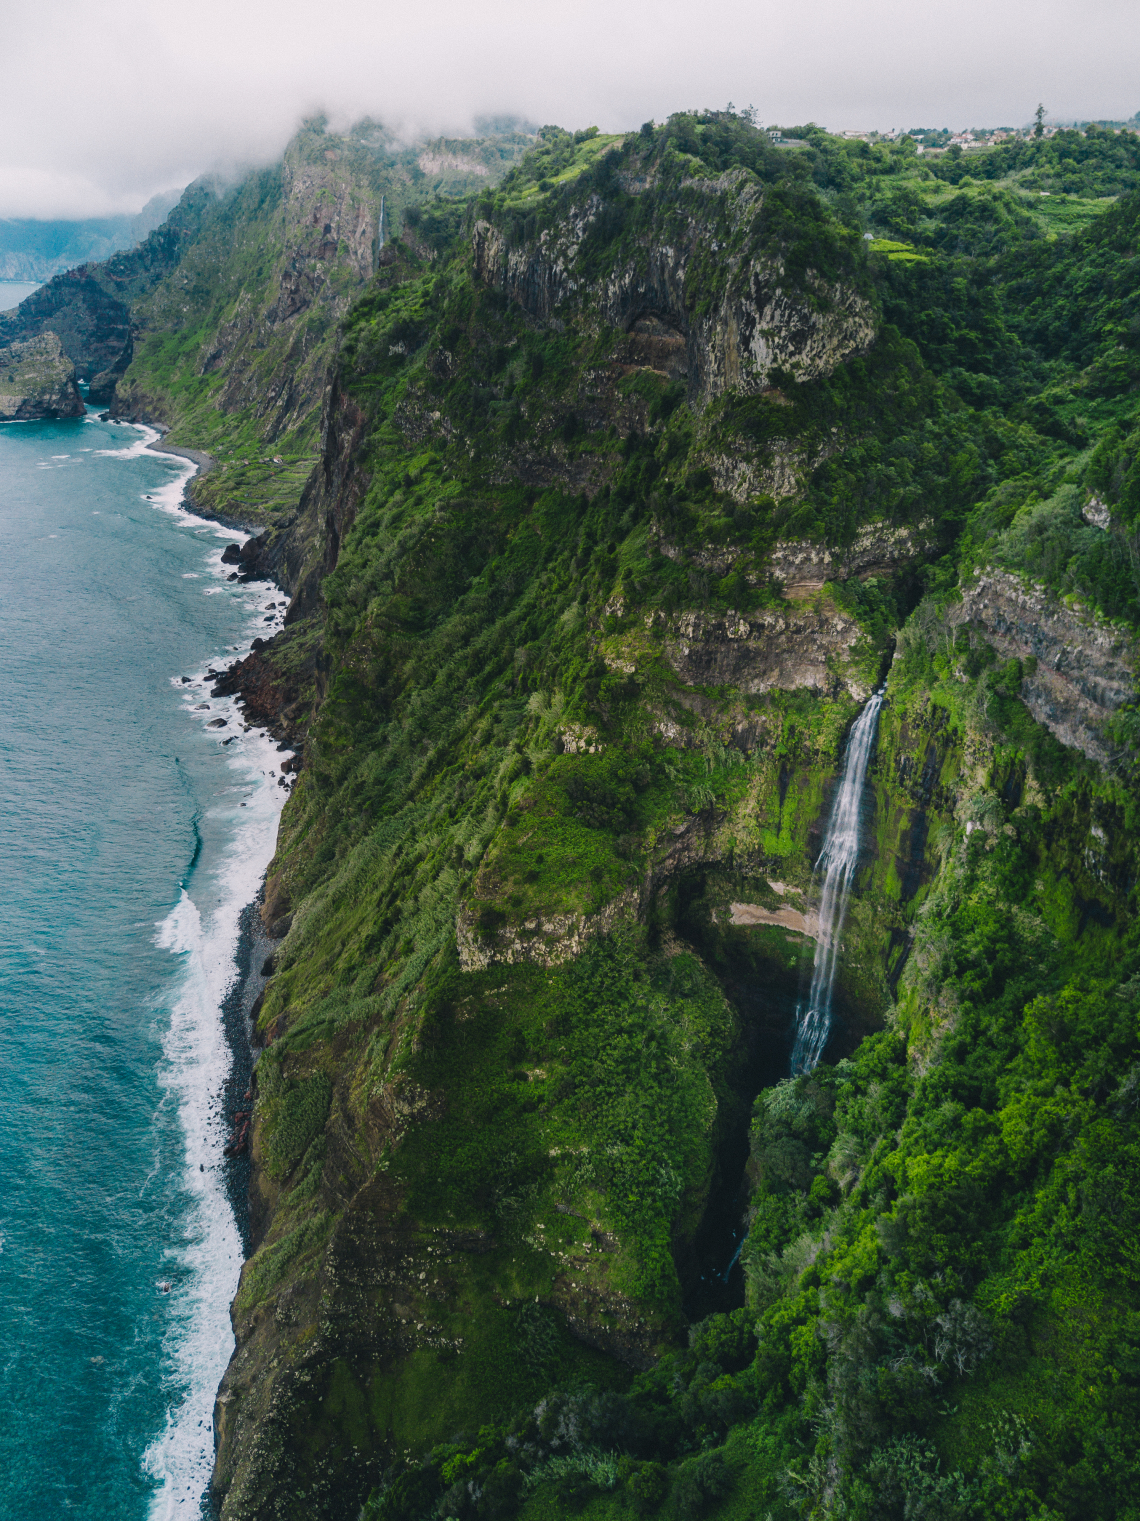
[261,1068,332,1180]
[670,1450,732,1518]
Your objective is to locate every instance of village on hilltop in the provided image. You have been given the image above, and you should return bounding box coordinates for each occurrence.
[815,112,1140,154]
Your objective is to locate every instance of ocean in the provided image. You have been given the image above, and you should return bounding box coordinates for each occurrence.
[0,409,288,1517]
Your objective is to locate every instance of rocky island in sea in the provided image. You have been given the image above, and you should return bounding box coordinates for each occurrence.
[6,111,1140,1521]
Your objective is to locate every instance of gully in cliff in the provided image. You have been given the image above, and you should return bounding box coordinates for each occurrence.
[791,686,886,1075]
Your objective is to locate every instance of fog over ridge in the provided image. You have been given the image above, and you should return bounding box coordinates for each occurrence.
[3,0,1138,220]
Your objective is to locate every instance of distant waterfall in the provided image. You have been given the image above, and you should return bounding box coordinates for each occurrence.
[791,688,886,1075]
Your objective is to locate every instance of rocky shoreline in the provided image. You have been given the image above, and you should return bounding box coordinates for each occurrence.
[165,442,311,1508]
[144,434,215,481]
[218,899,275,1251]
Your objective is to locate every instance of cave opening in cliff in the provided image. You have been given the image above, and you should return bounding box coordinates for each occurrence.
[663,864,869,1321]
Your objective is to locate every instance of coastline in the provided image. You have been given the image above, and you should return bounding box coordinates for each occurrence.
[218,897,280,1255]
[146,422,288,1237]
[0,407,294,1515]
[146,435,267,536]
[145,437,215,480]
[102,411,264,535]
[123,413,292,1516]
[96,410,215,479]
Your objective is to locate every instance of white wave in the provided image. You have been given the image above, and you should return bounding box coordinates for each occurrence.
[138,429,296,1516]
[91,421,164,460]
[88,420,238,542]
[143,746,287,1518]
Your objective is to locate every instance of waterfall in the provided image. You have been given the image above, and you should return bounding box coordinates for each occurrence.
[790,688,886,1076]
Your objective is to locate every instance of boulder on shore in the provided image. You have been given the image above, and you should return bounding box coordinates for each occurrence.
[0,332,85,421]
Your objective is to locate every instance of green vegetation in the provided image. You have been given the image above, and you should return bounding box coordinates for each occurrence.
[113,119,536,533]
[98,108,1140,1518]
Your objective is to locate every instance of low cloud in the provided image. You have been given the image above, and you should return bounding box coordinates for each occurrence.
[3,0,1138,219]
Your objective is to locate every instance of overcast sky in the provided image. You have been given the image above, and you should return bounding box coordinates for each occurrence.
[2,0,1137,220]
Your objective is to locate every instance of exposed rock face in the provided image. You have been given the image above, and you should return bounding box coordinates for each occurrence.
[729,900,820,938]
[456,889,638,971]
[471,168,874,408]
[663,601,868,701]
[703,439,821,502]
[286,374,372,619]
[196,147,379,437]
[417,150,489,178]
[953,568,1137,763]
[654,521,937,593]
[0,332,84,420]
[1082,495,1111,530]
[771,521,937,594]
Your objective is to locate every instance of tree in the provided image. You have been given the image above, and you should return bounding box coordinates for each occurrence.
[1034,103,1046,139]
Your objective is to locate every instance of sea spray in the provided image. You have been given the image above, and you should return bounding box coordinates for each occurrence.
[143,737,287,1517]
[791,689,886,1075]
[138,443,292,1517]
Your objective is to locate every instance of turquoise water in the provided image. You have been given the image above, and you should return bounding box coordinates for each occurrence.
[0,412,288,1517]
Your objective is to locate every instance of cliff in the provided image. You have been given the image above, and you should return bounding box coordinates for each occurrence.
[952,566,1137,763]
[153,117,1140,1521]
[26,111,1140,1521]
[469,172,874,409]
[188,117,1135,1521]
[0,331,84,420]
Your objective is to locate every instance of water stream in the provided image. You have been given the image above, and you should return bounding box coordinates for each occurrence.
[790,688,886,1076]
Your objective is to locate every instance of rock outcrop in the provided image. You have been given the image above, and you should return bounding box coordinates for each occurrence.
[0,268,131,388]
[770,521,937,595]
[456,889,639,971]
[953,568,1137,763]
[0,332,84,420]
[662,600,868,701]
[729,899,820,938]
[653,520,937,594]
[471,168,874,408]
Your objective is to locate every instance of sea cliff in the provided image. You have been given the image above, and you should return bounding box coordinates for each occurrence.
[11,111,1140,1521]
[0,331,84,419]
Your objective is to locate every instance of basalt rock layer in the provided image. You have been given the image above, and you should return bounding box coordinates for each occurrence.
[953,567,1137,763]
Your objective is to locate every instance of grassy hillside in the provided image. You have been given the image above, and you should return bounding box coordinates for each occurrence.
[101,118,535,537]
[87,111,1140,1519]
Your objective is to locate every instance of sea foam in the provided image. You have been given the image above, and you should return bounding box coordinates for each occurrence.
[98,424,294,1516]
